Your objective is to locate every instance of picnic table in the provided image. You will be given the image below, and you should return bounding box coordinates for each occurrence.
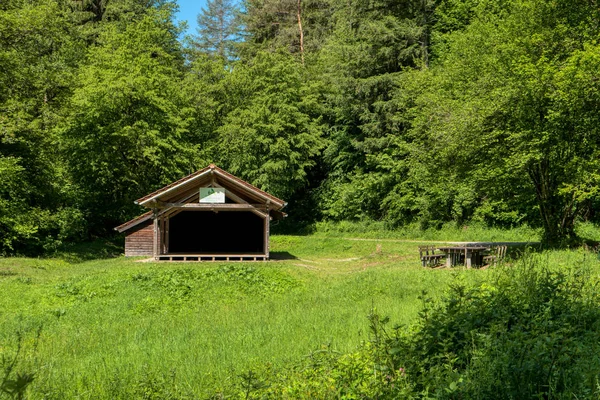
[436,246,490,268]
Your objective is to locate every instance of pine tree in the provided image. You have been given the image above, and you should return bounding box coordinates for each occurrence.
[193,0,242,60]
[242,0,332,57]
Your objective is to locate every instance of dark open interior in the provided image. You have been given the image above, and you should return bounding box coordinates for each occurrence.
[168,211,264,254]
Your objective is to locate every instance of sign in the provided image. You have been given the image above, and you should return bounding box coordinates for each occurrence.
[200,187,225,203]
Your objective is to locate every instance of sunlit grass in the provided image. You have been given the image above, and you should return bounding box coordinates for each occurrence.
[1,230,598,398]
[312,220,541,242]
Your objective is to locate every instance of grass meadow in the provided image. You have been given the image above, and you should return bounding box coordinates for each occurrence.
[2,224,600,398]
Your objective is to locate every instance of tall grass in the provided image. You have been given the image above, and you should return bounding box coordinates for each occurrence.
[1,231,598,398]
[575,221,600,244]
[313,220,541,242]
[0,236,462,398]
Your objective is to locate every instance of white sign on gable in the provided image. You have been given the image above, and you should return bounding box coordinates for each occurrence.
[200,187,225,203]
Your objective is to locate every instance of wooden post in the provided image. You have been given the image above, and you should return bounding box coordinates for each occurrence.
[264,216,270,260]
[165,217,170,254]
[153,208,159,260]
[160,216,166,255]
[264,201,270,260]
[465,249,472,269]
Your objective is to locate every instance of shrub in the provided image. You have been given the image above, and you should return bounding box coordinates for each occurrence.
[377,257,600,399]
[218,343,414,399]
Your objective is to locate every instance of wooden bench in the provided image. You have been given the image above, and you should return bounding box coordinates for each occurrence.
[483,245,507,266]
[419,245,445,267]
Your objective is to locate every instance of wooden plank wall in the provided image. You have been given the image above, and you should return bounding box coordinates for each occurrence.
[125,221,154,256]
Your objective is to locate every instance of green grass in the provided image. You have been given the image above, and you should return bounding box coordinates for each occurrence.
[1,231,598,398]
[311,220,541,242]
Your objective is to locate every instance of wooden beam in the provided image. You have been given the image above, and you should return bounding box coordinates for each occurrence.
[224,189,268,218]
[214,170,285,208]
[171,187,200,204]
[138,169,211,206]
[162,203,269,210]
[213,175,272,206]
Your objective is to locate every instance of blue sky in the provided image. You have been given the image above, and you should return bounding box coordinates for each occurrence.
[175,0,208,36]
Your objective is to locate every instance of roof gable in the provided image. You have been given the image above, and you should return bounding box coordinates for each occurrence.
[115,165,287,233]
[135,164,285,209]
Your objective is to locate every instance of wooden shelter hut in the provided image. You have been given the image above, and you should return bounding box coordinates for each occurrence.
[115,164,286,261]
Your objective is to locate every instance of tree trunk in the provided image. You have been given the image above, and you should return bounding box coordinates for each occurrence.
[528,161,577,248]
[297,0,304,65]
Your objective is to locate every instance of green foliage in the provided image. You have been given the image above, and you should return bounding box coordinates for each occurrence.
[313,219,540,242]
[404,0,600,245]
[214,51,327,199]
[0,1,85,254]
[217,343,413,399]
[131,368,191,400]
[242,0,333,56]
[4,234,600,397]
[0,0,190,252]
[129,265,301,312]
[208,253,600,399]
[3,0,600,253]
[0,156,85,253]
[60,7,192,233]
[0,233,454,397]
[375,257,600,398]
[315,0,429,222]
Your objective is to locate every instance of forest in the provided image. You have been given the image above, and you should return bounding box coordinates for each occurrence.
[2,0,600,254]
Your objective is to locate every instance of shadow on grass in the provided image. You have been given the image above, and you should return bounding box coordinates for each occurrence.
[270,251,298,261]
[55,237,124,263]
[540,237,600,251]
[270,220,316,236]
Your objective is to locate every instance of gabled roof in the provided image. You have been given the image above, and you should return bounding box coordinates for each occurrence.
[114,211,152,233]
[135,164,286,209]
[115,164,287,233]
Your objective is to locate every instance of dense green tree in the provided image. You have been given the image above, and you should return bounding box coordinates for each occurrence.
[70,0,108,23]
[0,0,86,253]
[179,53,229,165]
[406,0,600,244]
[2,0,600,253]
[317,0,429,221]
[59,7,192,233]
[213,51,326,200]
[242,0,333,57]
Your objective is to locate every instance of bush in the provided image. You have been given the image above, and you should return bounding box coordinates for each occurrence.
[376,257,600,399]
[215,342,414,399]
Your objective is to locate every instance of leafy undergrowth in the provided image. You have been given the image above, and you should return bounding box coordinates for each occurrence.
[128,265,302,313]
